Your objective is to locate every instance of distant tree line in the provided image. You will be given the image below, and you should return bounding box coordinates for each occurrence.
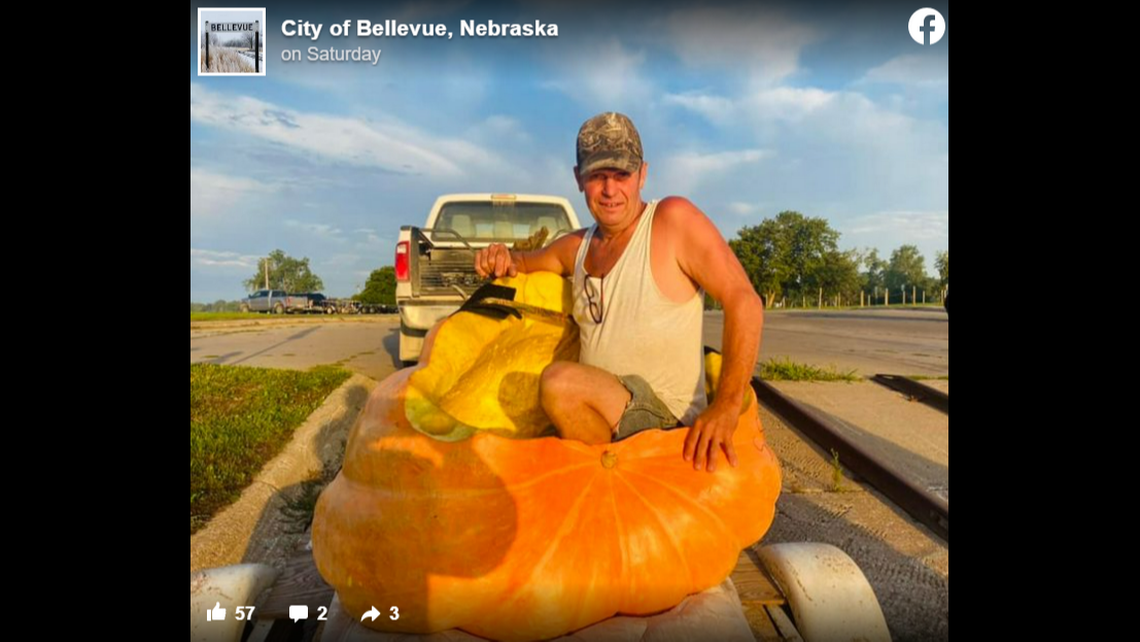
[219,219,943,315]
[191,300,243,312]
[231,250,396,304]
[223,30,262,49]
[723,211,947,309]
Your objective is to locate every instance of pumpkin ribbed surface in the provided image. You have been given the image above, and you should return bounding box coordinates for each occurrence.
[312,272,781,641]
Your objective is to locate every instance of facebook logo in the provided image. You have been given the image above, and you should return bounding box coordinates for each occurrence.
[909,8,946,45]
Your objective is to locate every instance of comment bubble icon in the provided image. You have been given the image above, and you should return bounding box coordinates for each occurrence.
[289,605,309,622]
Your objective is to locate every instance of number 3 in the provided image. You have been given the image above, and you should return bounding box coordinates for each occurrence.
[390,606,399,620]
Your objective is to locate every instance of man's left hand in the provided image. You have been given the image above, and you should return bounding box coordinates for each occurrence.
[683,400,740,472]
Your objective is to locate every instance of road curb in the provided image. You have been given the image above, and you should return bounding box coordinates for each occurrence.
[190,372,378,573]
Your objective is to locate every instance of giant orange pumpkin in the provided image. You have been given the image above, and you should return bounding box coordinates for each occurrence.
[312,272,781,641]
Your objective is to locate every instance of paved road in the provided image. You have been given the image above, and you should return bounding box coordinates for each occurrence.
[705,307,948,377]
[190,307,948,381]
[190,316,403,381]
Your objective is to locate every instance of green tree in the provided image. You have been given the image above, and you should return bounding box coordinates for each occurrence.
[355,267,396,305]
[860,248,888,298]
[885,245,928,301]
[729,211,841,306]
[935,250,949,286]
[243,250,324,293]
[730,220,787,306]
[811,249,862,304]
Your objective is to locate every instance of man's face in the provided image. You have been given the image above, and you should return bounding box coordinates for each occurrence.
[574,163,648,228]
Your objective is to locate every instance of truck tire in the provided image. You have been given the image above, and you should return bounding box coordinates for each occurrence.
[273,302,284,315]
[399,321,423,365]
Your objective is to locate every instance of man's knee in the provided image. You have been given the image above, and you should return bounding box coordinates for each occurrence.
[540,361,574,406]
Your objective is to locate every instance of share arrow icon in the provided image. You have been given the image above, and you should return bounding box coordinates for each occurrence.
[361,606,381,622]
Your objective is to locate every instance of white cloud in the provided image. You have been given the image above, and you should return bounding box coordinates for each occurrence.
[323,253,363,270]
[190,83,515,179]
[191,248,261,269]
[657,149,771,194]
[662,82,947,227]
[541,39,653,109]
[861,53,949,89]
[728,202,763,216]
[844,211,948,240]
[666,86,834,126]
[669,149,770,173]
[663,93,737,126]
[664,6,819,86]
[190,168,274,219]
[285,220,346,242]
[352,228,388,246]
[466,115,532,146]
[668,85,940,155]
[750,87,835,121]
[393,0,470,22]
[840,211,949,277]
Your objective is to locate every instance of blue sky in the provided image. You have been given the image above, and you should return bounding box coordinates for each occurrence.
[190,0,948,302]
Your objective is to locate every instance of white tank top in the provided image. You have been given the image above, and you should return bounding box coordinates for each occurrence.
[572,199,708,425]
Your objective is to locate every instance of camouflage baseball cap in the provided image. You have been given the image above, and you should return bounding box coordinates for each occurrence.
[576,112,643,176]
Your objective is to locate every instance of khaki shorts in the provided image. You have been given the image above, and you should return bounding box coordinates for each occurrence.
[614,374,682,441]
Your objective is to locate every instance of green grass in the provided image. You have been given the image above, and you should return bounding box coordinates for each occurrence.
[830,449,845,491]
[759,357,860,382]
[191,311,266,322]
[190,363,351,535]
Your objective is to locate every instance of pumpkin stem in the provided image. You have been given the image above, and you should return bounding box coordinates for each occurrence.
[601,450,618,469]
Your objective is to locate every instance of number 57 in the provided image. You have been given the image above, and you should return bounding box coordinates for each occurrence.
[235,606,256,620]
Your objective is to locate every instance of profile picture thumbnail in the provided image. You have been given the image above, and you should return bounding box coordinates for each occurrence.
[198,8,266,76]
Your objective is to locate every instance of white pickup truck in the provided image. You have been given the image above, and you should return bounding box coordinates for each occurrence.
[395,193,581,363]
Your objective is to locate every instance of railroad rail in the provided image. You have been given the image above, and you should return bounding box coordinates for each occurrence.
[870,374,949,414]
[751,376,949,543]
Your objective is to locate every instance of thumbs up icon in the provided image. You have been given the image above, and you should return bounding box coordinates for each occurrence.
[207,601,227,621]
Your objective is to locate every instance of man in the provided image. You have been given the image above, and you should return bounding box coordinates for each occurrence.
[474,112,763,473]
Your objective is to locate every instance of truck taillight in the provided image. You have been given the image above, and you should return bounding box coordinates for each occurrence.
[395,241,410,281]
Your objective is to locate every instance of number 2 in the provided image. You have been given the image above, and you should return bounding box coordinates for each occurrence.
[318,606,328,621]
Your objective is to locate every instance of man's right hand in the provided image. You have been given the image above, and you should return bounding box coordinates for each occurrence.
[475,243,518,278]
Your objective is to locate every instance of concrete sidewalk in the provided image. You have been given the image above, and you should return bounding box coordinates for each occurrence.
[767,379,949,500]
[753,378,949,641]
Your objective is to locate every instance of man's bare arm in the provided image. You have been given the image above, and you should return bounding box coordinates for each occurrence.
[662,197,764,472]
[474,231,584,278]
